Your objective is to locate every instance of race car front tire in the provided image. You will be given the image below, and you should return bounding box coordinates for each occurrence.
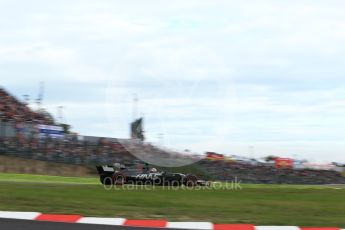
[184,174,198,186]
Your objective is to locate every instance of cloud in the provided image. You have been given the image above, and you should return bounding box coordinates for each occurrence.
[1,0,345,161]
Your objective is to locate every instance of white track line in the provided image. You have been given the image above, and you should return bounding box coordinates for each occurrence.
[77,217,126,225]
[0,211,41,220]
[255,227,300,230]
[167,222,213,229]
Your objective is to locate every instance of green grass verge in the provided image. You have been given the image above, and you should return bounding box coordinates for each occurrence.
[0,173,344,227]
[0,173,98,184]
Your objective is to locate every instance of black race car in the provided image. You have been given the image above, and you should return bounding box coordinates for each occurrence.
[96,163,209,186]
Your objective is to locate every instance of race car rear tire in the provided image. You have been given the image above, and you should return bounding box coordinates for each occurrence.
[100,176,113,185]
[112,172,126,185]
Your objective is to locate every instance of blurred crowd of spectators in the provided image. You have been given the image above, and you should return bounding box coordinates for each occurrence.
[198,159,345,184]
[1,135,345,184]
[1,133,344,184]
[0,87,53,124]
[0,136,135,166]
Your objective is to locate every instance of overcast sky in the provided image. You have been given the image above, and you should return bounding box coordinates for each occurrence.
[1,0,345,162]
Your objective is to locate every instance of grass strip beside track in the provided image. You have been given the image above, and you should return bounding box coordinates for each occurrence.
[0,173,99,184]
[0,173,345,227]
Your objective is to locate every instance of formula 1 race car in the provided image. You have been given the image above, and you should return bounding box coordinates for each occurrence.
[96,163,209,186]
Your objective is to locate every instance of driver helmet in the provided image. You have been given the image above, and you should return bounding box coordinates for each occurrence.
[150,168,157,173]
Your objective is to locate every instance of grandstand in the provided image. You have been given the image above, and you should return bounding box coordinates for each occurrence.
[1,86,345,184]
[0,87,54,125]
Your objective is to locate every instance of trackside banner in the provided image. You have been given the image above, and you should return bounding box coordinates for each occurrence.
[37,124,64,138]
[275,158,294,169]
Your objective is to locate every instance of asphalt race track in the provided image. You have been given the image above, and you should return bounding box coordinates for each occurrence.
[0,218,173,230]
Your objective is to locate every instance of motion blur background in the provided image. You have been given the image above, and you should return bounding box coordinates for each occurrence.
[1,86,345,184]
[2,1,345,227]
[1,0,345,184]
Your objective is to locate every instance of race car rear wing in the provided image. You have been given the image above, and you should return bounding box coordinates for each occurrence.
[96,165,115,174]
